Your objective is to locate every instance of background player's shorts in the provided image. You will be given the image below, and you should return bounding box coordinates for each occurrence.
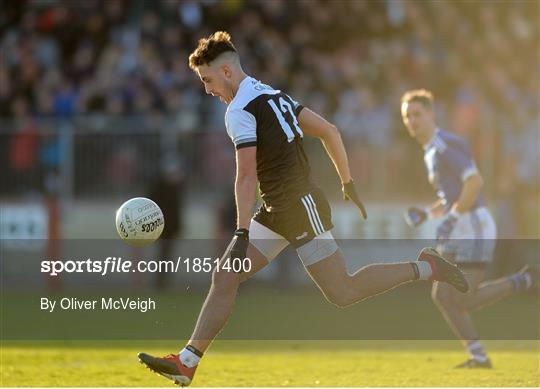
[437,207,497,266]
[250,188,337,266]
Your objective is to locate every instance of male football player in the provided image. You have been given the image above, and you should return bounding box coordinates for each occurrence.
[138,32,469,386]
[401,89,537,368]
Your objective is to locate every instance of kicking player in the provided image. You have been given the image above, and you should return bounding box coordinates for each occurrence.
[138,32,468,386]
[401,89,537,369]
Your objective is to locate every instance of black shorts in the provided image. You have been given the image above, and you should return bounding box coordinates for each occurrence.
[253,187,333,248]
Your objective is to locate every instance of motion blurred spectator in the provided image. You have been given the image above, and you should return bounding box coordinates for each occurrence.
[148,156,186,290]
[0,0,537,237]
[9,96,40,193]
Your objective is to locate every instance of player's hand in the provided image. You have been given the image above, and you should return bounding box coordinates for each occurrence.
[436,213,458,243]
[404,206,428,228]
[229,228,249,261]
[342,180,367,220]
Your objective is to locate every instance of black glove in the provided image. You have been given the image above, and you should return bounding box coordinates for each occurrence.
[404,206,428,228]
[342,180,367,220]
[436,212,459,243]
[229,228,249,261]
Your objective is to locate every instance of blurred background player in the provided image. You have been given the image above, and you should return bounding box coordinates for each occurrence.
[147,155,186,290]
[401,89,537,368]
[137,31,469,386]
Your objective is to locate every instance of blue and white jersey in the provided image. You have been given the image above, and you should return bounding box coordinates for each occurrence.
[423,128,485,211]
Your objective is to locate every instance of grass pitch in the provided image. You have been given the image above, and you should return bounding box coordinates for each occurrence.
[1,340,538,387]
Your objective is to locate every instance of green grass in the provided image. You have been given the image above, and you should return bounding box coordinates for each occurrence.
[1,340,539,387]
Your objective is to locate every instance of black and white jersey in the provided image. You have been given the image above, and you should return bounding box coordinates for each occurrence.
[225,76,316,212]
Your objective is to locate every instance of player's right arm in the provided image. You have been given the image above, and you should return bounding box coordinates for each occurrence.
[225,106,259,261]
[234,146,258,230]
[225,107,259,230]
[298,108,367,219]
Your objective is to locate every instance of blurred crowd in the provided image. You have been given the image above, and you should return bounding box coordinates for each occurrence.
[0,0,538,236]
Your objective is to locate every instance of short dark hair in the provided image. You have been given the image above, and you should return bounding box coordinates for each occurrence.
[401,89,434,110]
[188,31,237,70]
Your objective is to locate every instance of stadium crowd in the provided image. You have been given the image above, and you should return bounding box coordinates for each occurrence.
[1,0,538,237]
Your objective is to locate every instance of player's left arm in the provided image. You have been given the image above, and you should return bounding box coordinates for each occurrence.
[298,107,367,219]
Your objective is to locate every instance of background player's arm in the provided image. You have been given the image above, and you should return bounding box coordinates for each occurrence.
[235,146,258,229]
[435,172,484,241]
[427,198,446,218]
[451,172,483,214]
[297,108,352,183]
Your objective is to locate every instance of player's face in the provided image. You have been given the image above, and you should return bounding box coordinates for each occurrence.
[196,64,234,104]
[401,101,435,143]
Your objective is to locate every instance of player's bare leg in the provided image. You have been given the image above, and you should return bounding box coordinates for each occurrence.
[305,249,415,307]
[188,243,269,352]
[304,247,467,308]
[138,243,269,385]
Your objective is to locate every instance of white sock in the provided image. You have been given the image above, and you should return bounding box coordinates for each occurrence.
[467,340,488,362]
[179,347,200,368]
[416,261,433,280]
[524,273,533,289]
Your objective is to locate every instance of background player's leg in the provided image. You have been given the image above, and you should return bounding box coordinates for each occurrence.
[454,270,514,310]
[305,249,416,307]
[188,243,269,352]
[432,263,533,332]
[431,270,491,364]
[431,270,485,341]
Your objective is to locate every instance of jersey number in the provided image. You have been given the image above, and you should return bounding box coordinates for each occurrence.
[268,97,303,142]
